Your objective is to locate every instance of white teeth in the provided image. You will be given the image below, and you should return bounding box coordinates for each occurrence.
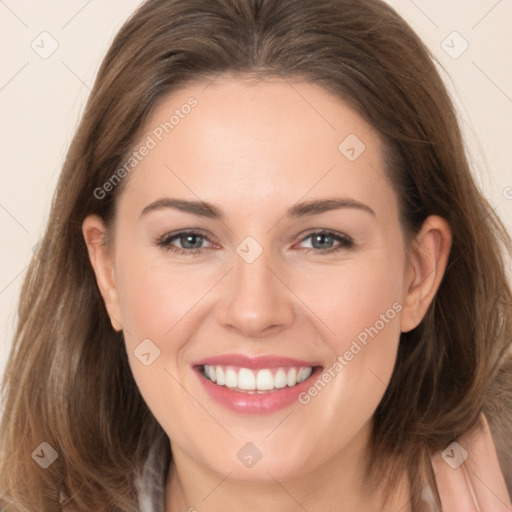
[274,368,287,388]
[256,369,274,391]
[286,367,297,387]
[297,367,312,383]
[238,368,256,390]
[216,367,225,386]
[225,368,238,388]
[202,365,314,391]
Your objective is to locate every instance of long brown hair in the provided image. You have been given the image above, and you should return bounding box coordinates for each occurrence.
[1,0,511,510]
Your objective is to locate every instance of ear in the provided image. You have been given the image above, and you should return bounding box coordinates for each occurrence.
[400,215,452,333]
[82,214,123,332]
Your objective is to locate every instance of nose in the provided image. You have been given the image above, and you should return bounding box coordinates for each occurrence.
[217,246,295,338]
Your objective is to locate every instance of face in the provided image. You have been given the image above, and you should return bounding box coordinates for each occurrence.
[84,76,450,484]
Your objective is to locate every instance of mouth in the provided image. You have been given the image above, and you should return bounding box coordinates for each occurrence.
[192,354,323,414]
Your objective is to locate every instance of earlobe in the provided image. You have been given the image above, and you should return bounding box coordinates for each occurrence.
[82,215,123,332]
[400,215,452,333]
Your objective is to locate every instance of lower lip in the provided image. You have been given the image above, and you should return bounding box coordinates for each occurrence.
[194,366,323,414]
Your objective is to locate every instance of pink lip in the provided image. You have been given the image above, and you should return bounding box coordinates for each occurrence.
[191,354,323,415]
[192,353,320,369]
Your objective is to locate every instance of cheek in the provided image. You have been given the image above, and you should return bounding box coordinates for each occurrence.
[112,250,206,437]
[112,247,219,407]
[114,249,212,342]
[292,253,405,353]
[290,248,405,425]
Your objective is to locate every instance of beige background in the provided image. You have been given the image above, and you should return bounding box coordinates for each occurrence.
[1,0,511,386]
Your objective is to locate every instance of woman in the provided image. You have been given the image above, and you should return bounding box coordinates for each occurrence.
[1,0,511,511]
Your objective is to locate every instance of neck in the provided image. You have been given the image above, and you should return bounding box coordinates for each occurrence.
[164,421,412,512]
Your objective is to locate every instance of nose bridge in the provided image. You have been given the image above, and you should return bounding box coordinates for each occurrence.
[217,237,295,336]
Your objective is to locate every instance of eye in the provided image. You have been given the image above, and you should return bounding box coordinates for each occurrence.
[155,230,215,256]
[296,230,354,255]
[155,229,354,257]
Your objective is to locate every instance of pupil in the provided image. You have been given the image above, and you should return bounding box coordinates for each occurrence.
[183,234,202,249]
[313,233,333,249]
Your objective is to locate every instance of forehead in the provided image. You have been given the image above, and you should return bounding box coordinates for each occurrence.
[117,76,397,222]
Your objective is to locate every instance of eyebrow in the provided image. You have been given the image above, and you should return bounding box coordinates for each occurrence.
[139,197,375,220]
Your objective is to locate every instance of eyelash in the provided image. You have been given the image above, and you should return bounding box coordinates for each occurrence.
[155,229,354,256]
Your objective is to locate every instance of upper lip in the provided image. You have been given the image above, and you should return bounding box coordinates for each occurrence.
[192,353,322,369]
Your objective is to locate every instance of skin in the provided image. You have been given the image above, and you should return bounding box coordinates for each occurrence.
[83,76,455,511]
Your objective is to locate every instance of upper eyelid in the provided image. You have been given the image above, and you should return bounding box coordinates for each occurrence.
[159,229,217,245]
[296,231,353,249]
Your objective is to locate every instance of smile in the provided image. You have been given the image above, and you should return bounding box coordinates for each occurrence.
[192,354,323,414]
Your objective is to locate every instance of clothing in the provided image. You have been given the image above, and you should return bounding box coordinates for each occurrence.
[136,438,169,512]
